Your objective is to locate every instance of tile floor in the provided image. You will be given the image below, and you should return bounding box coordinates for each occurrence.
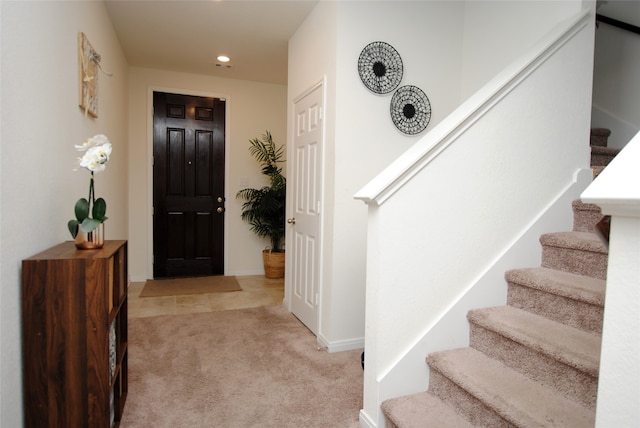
[128,275,285,319]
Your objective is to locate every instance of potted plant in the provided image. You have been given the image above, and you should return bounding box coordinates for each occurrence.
[236,131,286,278]
[67,134,112,249]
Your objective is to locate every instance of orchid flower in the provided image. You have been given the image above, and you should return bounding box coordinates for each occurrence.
[68,135,112,238]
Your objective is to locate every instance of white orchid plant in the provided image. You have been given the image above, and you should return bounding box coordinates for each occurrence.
[68,134,112,238]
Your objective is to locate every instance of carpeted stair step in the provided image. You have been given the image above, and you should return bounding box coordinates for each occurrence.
[506,267,605,333]
[572,200,603,233]
[591,145,620,167]
[468,306,601,409]
[427,347,595,427]
[382,391,475,428]
[590,127,611,147]
[540,231,608,279]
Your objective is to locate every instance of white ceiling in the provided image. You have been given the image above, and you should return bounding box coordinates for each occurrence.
[104,0,318,85]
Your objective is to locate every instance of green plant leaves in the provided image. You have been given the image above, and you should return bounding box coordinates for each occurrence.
[74,198,90,222]
[80,218,102,233]
[68,220,80,238]
[92,198,107,221]
[68,197,107,238]
[237,131,286,251]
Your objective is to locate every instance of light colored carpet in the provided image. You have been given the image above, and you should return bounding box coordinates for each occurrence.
[140,275,241,297]
[120,304,363,427]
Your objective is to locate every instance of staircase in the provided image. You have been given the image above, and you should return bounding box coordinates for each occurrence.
[380,130,618,427]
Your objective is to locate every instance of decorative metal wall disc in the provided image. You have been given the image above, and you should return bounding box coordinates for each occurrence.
[390,85,432,135]
[358,41,403,94]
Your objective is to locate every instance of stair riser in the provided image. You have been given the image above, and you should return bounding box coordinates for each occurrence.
[590,128,610,147]
[590,137,608,147]
[541,246,607,280]
[572,207,603,234]
[591,153,616,166]
[428,369,511,427]
[470,324,598,409]
[507,283,603,334]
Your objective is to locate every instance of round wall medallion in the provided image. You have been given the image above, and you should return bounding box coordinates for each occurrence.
[390,85,432,135]
[357,41,403,94]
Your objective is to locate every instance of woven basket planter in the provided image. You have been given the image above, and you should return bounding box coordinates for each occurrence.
[262,249,285,279]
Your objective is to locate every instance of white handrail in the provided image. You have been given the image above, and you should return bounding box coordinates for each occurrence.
[355,10,591,207]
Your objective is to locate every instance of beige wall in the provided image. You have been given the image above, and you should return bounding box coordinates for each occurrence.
[128,67,287,281]
[1,1,129,426]
[288,0,466,350]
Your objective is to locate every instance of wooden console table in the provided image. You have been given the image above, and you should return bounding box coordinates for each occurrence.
[22,240,128,427]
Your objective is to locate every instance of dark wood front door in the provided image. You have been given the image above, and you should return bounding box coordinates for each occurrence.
[153,92,226,278]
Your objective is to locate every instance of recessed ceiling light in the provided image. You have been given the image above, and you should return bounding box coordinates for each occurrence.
[217,55,230,63]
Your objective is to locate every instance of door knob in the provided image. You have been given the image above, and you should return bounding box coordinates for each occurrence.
[287,218,296,224]
[217,207,224,213]
[217,196,224,203]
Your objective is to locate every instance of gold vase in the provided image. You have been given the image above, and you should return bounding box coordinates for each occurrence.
[74,223,105,250]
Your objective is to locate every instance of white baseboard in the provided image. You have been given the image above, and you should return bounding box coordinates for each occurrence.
[129,274,147,283]
[227,269,266,276]
[359,409,377,428]
[317,334,364,353]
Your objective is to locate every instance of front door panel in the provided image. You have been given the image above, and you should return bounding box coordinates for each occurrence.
[153,92,226,278]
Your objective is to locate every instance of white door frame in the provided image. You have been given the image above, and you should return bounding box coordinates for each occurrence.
[145,86,231,280]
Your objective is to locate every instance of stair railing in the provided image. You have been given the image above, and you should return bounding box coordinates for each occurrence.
[596,13,640,36]
[355,10,595,427]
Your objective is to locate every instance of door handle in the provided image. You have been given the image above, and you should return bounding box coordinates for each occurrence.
[217,207,224,213]
[287,218,296,224]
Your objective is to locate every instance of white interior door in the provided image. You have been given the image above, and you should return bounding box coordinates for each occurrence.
[289,81,324,335]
